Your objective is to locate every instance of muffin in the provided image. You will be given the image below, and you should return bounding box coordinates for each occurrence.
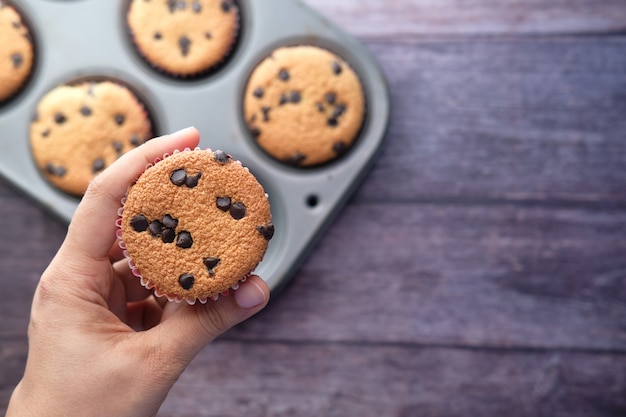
[126,0,240,77]
[0,1,35,103]
[243,45,366,167]
[118,148,274,303]
[29,80,153,196]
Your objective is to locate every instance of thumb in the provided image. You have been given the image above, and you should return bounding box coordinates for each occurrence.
[149,275,269,362]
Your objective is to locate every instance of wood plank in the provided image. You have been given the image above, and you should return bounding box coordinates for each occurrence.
[0,179,65,337]
[354,37,626,205]
[2,338,624,417]
[228,203,626,351]
[303,0,626,37]
[161,341,626,417]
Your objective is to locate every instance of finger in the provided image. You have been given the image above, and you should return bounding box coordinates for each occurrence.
[113,258,154,302]
[148,276,269,364]
[61,127,200,263]
[108,241,125,263]
[127,297,164,331]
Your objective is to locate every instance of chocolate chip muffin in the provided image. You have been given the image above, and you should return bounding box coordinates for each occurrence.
[0,1,35,103]
[119,149,274,303]
[244,45,366,167]
[127,0,240,77]
[29,81,153,196]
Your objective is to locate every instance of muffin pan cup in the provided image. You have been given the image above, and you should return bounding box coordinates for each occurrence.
[0,0,390,295]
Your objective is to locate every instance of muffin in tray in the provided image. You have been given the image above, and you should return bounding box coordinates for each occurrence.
[126,0,240,77]
[243,45,366,167]
[0,1,35,103]
[118,148,274,304]
[29,80,153,196]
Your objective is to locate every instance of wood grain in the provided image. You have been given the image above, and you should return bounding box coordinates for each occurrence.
[303,0,626,37]
[356,38,626,205]
[0,179,65,338]
[3,337,624,416]
[227,203,626,351]
[160,341,626,417]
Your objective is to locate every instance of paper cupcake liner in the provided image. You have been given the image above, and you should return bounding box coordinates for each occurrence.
[116,147,263,305]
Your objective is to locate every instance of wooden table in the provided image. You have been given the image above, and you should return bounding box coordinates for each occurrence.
[2,1,626,415]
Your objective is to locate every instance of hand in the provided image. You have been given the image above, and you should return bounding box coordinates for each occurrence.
[7,127,270,417]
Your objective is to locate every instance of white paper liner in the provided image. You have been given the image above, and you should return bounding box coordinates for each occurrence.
[115,147,265,305]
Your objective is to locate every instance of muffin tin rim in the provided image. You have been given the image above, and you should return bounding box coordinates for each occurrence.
[0,0,391,296]
[237,37,372,171]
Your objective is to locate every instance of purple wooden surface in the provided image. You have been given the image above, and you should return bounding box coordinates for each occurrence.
[2,0,626,415]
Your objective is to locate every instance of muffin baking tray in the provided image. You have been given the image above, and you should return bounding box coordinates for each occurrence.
[0,0,389,294]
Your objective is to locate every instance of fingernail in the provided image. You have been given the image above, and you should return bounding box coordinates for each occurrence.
[234,280,266,309]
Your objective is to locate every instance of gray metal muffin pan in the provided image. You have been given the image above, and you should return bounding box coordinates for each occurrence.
[0,0,389,295]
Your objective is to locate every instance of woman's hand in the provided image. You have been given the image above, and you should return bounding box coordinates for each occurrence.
[7,127,270,417]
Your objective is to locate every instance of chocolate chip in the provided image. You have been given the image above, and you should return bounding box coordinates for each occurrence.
[185,172,201,188]
[332,104,346,118]
[130,135,142,147]
[229,202,246,220]
[249,114,257,123]
[54,113,67,124]
[278,69,290,81]
[162,214,178,229]
[179,36,191,56]
[333,141,348,155]
[290,91,301,103]
[45,163,67,177]
[261,106,271,122]
[250,127,261,139]
[325,92,336,105]
[11,53,22,69]
[221,0,232,13]
[192,1,201,12]
[167,0,177,12]
[178,273,194,290]
[112,141,123,153]
[170,169,187,186]
[161,228,176,243]
[92,158,105,173]
[114,114,125,126]
[253,87,264,98]
[285,152,306,166]
[257,223,275,241]
[148,220,164,237]
[203,257,220,275]
[176,231,193,248]
[316,103,325,112]
[332,61,342,75]
[327,117,338,127]
[216,196,231,211]
[41,129,50,138]
[205,32,212,39]
[130,214,149,232]
[279,94,288,106]
[214,150,230,163]
[154,32,162,40]
[80,106,92,116]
